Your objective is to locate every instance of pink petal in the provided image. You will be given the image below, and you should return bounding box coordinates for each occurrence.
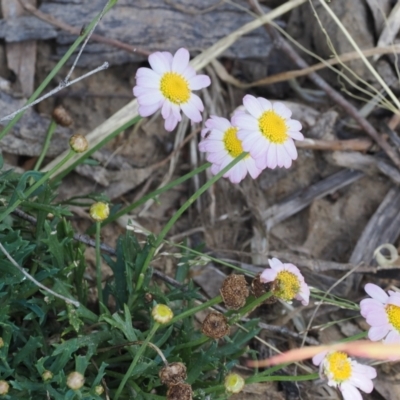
[368,325,390,341]
[135,76,160,89]
[340,383,363,400]
[289,130,304,140]
[384,330,400,344]
[268,257,283,270]
[244,158,262,179]
[232,113,258,130]
[266,145,278,169]
[352,363,377,380]
[138,102,162,117]
[164,114,179,131]
[365,283,388,303]
[312,351,328,366]
[136,90,164,106]
[283,139,298,160]
[136,67,160,80]
[260,269,277,283]
[189,93,204,112]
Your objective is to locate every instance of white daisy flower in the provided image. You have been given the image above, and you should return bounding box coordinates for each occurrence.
[198,116,262,184]
[133,48,211,131]
[313,351,377,400]
[231,95,304,169]
[260,257,309,305]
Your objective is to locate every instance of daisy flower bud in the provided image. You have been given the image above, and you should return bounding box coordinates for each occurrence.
[198,116,262,184]
[69,134,88,153]
[94,385,104,395]
[224,373,245,394]
[360,283,400,343]
[259,258,309,305]
[42,370,53,381]
[167,382,192,400]
[159,362,187,386]
[133,48,211,131]
[313,351,376,400]
[152,304,174,324]
[201,312,230,339]
[0,381,9,395]
[232,95,304,169]
[66,371,85,390]
[89,202,110,222]
[220,274,249,310]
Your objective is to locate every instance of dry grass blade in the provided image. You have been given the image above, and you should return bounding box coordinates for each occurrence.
[41,0,307,175]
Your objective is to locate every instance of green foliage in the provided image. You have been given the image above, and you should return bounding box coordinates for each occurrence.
[0,166,262,399]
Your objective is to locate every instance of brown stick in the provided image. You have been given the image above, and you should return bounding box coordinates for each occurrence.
[296,138,373,151]
[249,0,400,170]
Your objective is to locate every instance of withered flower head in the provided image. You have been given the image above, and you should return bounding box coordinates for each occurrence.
[201,312,230,339]
[251,273,277,304]
[69,134,88,153]
[159,362,187,386]
[220,274,249,310]
[66,371,85,390]
[53,105,73,127]
[0,381,9,395]
[167,382,192,400]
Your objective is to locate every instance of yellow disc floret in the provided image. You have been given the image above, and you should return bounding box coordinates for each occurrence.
[160,72,190,104]
[223,127,244,157]
[258,110,288,144]
[152,304,174,324]
[274,270,300,302]
[224,373,245,394]
[386,304,400,331]
[325,352,352,382]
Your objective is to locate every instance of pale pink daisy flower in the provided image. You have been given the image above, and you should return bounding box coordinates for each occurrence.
[231,95,304,169]
[198,116,262,184]
[360,283,400,344]
[312,351,376,400]
[260,257,309,305]
[133,48,211,131]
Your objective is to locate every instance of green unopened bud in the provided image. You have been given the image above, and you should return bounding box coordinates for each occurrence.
[0,337,4,348]
[42,370,53,381]
[89,202,110,222]
[66,371,85,390]
[69,134,88,153]
[94,385,104,395]
[224,373,245,394]
[0,381,9,395]
[152,304,173,324]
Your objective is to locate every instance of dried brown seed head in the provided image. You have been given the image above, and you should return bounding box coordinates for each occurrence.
[220,274,249,310]
[159,362,187,386]
[53,105,73,127]
[167,382,192,400]
[0,380,9,395]
[251,273,277,304]
[201,312,230,339]
[66,371,85,390]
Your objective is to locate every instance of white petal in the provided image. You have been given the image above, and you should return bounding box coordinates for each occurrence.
[232,113,259,130]
[244,158,262,179]
[181,100,202,123]
[243,95,263,118]
[172,48,190,73]
[161,100,172,119]
[273,102,292,118]
[340,383,363,400]
[189,93,204,112]
[289,130,304,140]
[257,97,272,111]
[149,52,170,74]
[189,75,211,90]
[164,114,179,131]
[287,119,302,131]
[268,257,283,270]
[135,76,160,89]
[368,325,390,341]
[283,139,298,160]
[266,145,278,169]
[138,102,161,117]
[136,67,160,80]
[365,283,388,303]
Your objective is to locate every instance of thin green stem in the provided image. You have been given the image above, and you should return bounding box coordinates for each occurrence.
[95,221,103,306]
[34,120,57,171]
[87,162,211,234]
[136,153,247,291]
[0,0,117,142]
[51,116,140,185]
[0,150,76,222]
[229,292,272,324]
[114,322,160,400]
[248,372,319,384]
[168,295,223,326]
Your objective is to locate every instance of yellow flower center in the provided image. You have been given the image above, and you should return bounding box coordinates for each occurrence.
[258,110,288,144]
[223,127,245,158]
[325,352,352,382]
[160,72,190,104]
[224,373,245,394]
[386,304,400,331]
[152,304,174,324]
[274,270,300,302]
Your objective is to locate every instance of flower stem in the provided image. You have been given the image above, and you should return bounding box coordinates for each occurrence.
[228,291,272,324]
[87,162,211,234]
[95,221,103,306]
[34,120,57,171]
[136,153,247,291]
[114,322,160,399]
[0,150,76,223]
